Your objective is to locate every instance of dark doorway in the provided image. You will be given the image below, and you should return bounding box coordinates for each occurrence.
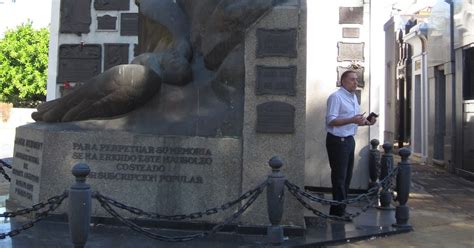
[396,45,412,149]
[434,67,446,161]
[462,47,474,173]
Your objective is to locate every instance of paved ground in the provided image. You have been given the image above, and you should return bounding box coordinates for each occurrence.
[335,161,474,248]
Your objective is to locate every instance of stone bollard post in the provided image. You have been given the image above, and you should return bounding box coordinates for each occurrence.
[267,156,286,245]
[393,148,413,229]
[69,163,92,248]
[368,139,380,189]
[378,143,394,210]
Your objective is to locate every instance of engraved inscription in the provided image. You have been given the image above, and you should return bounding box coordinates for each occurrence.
[337,66,365,88]
[94,0,129,10]
[120,13,139,36]
[97,15,117,30]
[12,169,40,183]
[15,187,32,200]
[14,152,39,164]
[11,136,42,202]
[57,44,102,82]
[104,44,129,70]
[339,7,364,24]
[16,179,34,191]
[256,29,297,58]
[342,27,360,38]
[256,102,295,133]
[15,138,43,150]
[337,42,364,62]
[71,143,214,184]
[256,66,296,96]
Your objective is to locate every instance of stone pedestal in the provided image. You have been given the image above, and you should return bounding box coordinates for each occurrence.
[242,0,306,228]
[8,123,242,222]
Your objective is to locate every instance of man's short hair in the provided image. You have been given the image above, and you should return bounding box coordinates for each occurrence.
[340,70,357,83]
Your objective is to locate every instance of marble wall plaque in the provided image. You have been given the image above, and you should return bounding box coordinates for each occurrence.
[120,13,138,36]
[337,42,364,61]
[94,0,129,10]
[104,44,129,70]
[60,0,92,34]
[256,102,295,133]
[97,15,117,30]
[342,27,360,38]
[339,7,363,24]
[256,66,296,95]
[57,44,101,83]
[337,66,365,88]
[256,29,297,58]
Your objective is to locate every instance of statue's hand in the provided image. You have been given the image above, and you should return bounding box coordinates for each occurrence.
[32,64,161,122]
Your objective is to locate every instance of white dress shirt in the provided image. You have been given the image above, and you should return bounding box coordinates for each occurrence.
[326,87,360,137]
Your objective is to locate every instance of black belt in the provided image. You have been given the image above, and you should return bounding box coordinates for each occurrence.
[327,132,353,142]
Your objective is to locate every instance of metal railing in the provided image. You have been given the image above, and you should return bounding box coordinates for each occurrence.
[0,151,413,246]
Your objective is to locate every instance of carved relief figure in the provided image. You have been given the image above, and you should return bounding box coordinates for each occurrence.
[33,0,281,128]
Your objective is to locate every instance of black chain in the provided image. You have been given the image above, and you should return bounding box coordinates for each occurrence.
[0,166,10,182]
[0,191,68,239]
[286,183,377,221]
[94,180,269,221]
[0,159,12,169]
[285,166,399,221]
[94,181,267,242]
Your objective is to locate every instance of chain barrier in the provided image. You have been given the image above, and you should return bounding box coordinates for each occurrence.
[0,166,10,182]
[0,159,12,169]
[0,191,68,239]
[94,180,268,242]
[94,180,269,221]
[286,166,399,221]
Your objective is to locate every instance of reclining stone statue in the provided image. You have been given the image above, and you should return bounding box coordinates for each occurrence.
[32,0,283,130]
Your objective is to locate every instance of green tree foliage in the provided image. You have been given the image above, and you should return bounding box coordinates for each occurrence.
[0,22,49,107]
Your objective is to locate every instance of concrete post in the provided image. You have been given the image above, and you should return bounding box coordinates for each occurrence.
[368,139,380,189]
[267,156,286,245]
[69,163,92,248]
[378,143,394,210]
[393,148,413,229]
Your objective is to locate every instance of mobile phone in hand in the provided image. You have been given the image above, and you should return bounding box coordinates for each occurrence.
[366,112,379,121]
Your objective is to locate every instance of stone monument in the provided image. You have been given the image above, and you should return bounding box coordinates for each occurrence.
[8,0,307,229]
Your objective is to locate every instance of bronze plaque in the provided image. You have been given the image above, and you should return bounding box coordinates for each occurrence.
[57,44,101,83]
[256,66,296,96]
[120,13,138,36]
[104,44,129,71]
[97,15,117,30]
[337,66,365,88]
[339,7,364,24]
[94,0,129,10]
[60,0,92,34]
[337,42,364,61]
[342,27,360,38]
[256,29,297,58]
[256,102,295,134]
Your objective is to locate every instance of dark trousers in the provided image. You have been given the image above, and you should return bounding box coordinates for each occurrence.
[326,132,355,216]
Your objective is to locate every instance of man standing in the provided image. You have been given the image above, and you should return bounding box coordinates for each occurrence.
[325,70,376,218]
